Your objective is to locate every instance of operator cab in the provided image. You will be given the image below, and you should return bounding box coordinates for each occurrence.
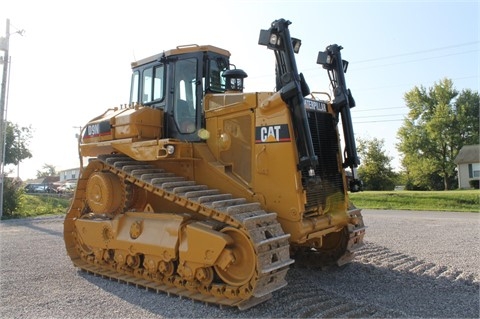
[129,45,231,141]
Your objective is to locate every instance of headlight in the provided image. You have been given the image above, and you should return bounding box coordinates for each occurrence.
[166,145,175,155]
[292,38,301,53]
[269,33,279,45]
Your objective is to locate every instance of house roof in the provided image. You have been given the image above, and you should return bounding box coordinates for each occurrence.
[25,176,60,184]
[454,144,480,164]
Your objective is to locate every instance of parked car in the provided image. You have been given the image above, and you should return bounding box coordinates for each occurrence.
[56,183,76,194]
[24,184,52,193]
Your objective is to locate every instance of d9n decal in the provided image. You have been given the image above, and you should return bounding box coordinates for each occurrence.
[255,124,291,143]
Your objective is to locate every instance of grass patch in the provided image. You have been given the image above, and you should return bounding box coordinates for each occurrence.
[4,194,71,219]
[349,190,480,212]
[4,190,479,220]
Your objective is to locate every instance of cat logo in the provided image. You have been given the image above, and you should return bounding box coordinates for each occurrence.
[255,124,290,143]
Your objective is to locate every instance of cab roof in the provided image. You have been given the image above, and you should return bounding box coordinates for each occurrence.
[131,44,231,68]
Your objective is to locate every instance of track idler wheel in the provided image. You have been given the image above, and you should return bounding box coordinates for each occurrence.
[214,227,256,286]
[85,171,124,215]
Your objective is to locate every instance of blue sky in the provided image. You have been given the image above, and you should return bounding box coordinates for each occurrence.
[1,0,479,180]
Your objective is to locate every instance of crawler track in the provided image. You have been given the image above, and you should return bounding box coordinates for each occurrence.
[64,154,294,310]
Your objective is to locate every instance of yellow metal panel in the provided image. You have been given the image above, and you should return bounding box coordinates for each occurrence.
[178,222,231,266]
[205,92,257,113]
[75,212,187,261]
[114,107,162,139]
[253,95,304,222]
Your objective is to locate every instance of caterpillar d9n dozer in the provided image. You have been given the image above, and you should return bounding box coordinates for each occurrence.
[64,18,365,310]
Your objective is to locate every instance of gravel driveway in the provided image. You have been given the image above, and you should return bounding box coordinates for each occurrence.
[1,209,478,318]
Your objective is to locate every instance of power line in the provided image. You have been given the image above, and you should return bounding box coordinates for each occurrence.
[354,75,478,92]
[352,49,479,71]
[353,106,407,112]
[354,118,405,124]
[352,41,479,64]
[355,113,406,119]
[353,111,479,123]
[300,42,479,76]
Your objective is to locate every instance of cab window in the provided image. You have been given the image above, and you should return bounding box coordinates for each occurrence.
[142,68,153,103]
[134,65,164,105]
[129,70,140,104]
[206,57,228,93]
[153,65,164,101]
[174,58,197,133]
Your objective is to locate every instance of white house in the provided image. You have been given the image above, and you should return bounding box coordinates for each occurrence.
[58,167,81,182]
[454,144,480,189]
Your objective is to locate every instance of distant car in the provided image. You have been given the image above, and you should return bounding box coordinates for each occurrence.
[25,184,50,193]
[56,183,76,193]
[34,185,46,192]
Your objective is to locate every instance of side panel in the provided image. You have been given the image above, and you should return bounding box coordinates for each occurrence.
[254,93,305,222]
[203,92,304,221]
[204,93,257,186]
[114,107,163,139]
[80,106,163,157]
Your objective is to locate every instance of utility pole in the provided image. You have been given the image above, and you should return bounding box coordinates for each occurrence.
[0,18,10,218]
[0,19,23,217]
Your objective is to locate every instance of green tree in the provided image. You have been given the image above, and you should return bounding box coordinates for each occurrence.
[36,164,57,178]
[357,137,397,190]
[4,121,33,166]
[454,89,480,146]
[397,78,479,190]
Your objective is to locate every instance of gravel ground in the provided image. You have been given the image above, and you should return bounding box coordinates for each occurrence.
[0,210,478,318]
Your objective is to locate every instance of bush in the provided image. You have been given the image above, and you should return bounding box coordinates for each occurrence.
[469,180,480,189]
[2,177,70,219]
[2,177,23,217]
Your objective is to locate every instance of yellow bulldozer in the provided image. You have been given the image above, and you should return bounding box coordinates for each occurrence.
[64,18,365,310]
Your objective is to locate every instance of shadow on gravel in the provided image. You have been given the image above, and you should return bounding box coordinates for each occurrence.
[75,243,479,318]
[285,243,480,319]
[20,219,64,238]
[77,270,251,318]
